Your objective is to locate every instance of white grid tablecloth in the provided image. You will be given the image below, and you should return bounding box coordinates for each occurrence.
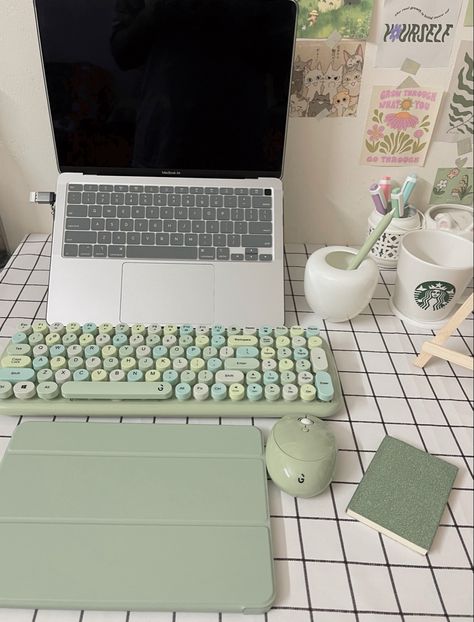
[0,234,472,622]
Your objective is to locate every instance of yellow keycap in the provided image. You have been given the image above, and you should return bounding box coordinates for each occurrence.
[308,336,323,349]
[91,369,108,382]
[131,323,146,336]
[261,347,276,360]
[45,332,61,347]
[279,358,294,372]
[79,333,95,347]
[229,382,245,401]
[195,335,210,348]
[190,357,205,373]
[290,325,304,337]
[65,322,82,336]
[155,357,171,372]
[228,335,258,347]
[145,369,161,382]
[121,357,137,372]
[50,355,67,371]
[98,323,114,336]
[32,321,49,335]
[163,324,178,336]
[300,384,316,402]
[276,336,290,348]
[102,345,118,358]
[1,355,32,368]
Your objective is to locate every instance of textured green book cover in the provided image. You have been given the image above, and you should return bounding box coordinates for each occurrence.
[346,436,458,554]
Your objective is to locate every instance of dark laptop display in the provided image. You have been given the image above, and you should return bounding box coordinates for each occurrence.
[34,0,297,178]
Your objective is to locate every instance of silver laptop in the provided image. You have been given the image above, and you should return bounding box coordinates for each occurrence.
[35,0,297,326]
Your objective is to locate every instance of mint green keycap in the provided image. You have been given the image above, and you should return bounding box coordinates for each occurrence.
[180,370,196,386]
[236,346,259,358]
[6,344,31,356]
[179,335,193,348]
[294,347,309,361]
[146,335,161,348]
[37,381,60,400]
[0,368,36,383]
[113,333,128,348]
[247,383,263,401]
[29,332,45,346]
[202,346,218,361]
[115,323,131,336]
[152,345,168,359]
[175,382,191,401]
[186,346,201,360]
[263,370,279,385]
[130,334,145,348]
[62,332,78,346]
[103,357,119,372]
[74,368,96,385]
[169,345,185,360]
[258,326,273,337]
[138,357,154,373]
[224,358,259,372]
[11,332,28,345]
[305,326,320,337]
[259,336,274,348]
[296,359,311,373]
[211,382,227,401]
[85,345,100,359]
[246,370,262,385]
[277,347,292,360]
[33,344,49,358]
[68,356,84,372]
[315,371,334,401]
[37,368,54,383]
[0,381,13,399]
[211,335,225,348]
[211,325,225,335]
[163,369,179,386]
[147,324,162,336]
[32,356,49,371]
[50,344,66,358]
[16,322,33,335]
[207,357,223,373]
[119,345,135,359]
[127,369,143,382]
[61,380,173,399]
[82,322,98,335]
[274,326,289,336]
[180,324,194,336]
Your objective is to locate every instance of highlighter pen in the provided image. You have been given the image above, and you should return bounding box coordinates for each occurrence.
[400,173,417,206]
[379,176,392,204]
[369,183,387,215]
[391,187,404,218]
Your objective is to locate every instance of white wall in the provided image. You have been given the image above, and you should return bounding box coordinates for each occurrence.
[0,0,472,251]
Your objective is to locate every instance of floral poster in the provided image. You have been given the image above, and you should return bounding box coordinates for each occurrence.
[376,0,463,68]
[297,0,374,40]
[361,86,442,166]
[430,167,473,206]
[290,40,365,118]
[434,42,474,143]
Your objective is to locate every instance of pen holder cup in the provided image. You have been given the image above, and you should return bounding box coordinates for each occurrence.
[367,206,422,269]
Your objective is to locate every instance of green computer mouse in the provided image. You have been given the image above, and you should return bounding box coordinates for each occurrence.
[265,415,336,498]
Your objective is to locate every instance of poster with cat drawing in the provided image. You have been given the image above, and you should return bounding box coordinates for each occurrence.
[376,0,463,68]
[290,40,365,118]
[297,0,374,40]
[434,41,474,143]
[360,85,442,166]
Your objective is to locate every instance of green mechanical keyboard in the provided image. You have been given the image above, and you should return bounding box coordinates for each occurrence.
[0,321,342,418]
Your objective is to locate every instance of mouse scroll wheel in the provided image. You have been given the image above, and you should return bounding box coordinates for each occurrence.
[300,417,314,426]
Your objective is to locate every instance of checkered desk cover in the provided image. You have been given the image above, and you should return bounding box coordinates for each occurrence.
[0,234,472,622]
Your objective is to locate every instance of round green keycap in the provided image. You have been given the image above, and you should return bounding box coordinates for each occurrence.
[37,368,54,383]
[103,357,119,372]
[82,322,98,335]
[294,347,309,361]
[49,344,66,358]
[16,322,33,336]
[37,381,60,400]
[162,369,179,386]
[265,383,281,401]
[127,369,143,382]
[62,333,78,346]
[32,356,49,371]
[211,335,225,348]
[211,325,225,336]
[207,357,223,373]
[73,369,90,382]
[45,332,61,347]
[146,335,161,348]
[12,332,28,345]
[66,322,82,336]
[152,345,168,359]
[186,346,201,360]
[305,326,320,337]
[179,335,193,348]
[258,326,273,337]
[247,383,263,401]
[290,325,304,337]
[84,345,100,359]
[261,347,275,360]
[275,336,290,348]
[130,334,145,348]
[308,336,323,349]
[229,382,245,401]
[180,370,196,386]
[119,345,135,359]
[115,323,131,336]
[49,322,65,336]
[147,324,161,336]
[138,357,154,372]
[175,382,191,400]
[113,333,128,348]
[296,359,311,373]
[32,321,49,336]
[193,382,209,401]
[68,356,84,372]
[263,370,279,385]
[0,381,13,399]
[29,333,45,346]
[236,346,259,358]
[180,324,194,336]
[211,382,227,401]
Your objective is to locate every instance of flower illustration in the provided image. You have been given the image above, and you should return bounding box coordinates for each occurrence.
[447,168,460,179]
[433,179,448,195]
[367,124,385,142]
[307,10,318,26]
[413,129,424,139]
[385,98,418,131]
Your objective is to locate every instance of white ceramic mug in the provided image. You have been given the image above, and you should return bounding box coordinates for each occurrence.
[390,230,473,328]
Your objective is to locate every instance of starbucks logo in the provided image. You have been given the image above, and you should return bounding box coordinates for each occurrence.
[414,281,456,311]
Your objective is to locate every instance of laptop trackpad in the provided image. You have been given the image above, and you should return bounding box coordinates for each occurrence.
[120,262,214,324]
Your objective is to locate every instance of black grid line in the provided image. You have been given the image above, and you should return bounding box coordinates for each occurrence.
[0,235,472,622]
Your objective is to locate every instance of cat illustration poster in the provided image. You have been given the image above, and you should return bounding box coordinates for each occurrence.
[376,0,463,68]
[297,0,374,40]
[290,40,365,118]
[429,167,473,206]
[360,85,442,166]
[434,42,474,143]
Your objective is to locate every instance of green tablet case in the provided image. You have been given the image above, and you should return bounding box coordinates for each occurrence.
[0,421,274,613]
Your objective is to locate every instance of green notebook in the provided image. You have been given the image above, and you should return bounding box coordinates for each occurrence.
[346,436,458,555]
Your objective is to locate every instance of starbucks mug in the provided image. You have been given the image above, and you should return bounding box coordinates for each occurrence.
[390,230,473,328]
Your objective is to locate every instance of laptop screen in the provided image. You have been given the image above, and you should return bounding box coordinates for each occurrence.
[34,0,297,179]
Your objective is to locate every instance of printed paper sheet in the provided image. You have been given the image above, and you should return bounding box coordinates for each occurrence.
[430,167,473,206]
[297,0,374,40]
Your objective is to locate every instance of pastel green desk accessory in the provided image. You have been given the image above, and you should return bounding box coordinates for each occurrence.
[0,422,274,613]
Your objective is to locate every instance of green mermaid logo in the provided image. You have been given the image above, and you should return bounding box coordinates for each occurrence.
[414,281,456,311]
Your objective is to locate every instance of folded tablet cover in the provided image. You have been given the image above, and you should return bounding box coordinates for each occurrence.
[0,421,274,613]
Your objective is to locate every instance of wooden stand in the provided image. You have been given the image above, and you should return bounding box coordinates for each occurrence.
[413,293,473,371]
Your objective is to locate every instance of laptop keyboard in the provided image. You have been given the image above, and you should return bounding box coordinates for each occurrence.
[63,184,274,262]
[0,322,342,418]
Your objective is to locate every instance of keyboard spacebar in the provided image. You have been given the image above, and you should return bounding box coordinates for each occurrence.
[126,246,198,260]
[62,381,173,399]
